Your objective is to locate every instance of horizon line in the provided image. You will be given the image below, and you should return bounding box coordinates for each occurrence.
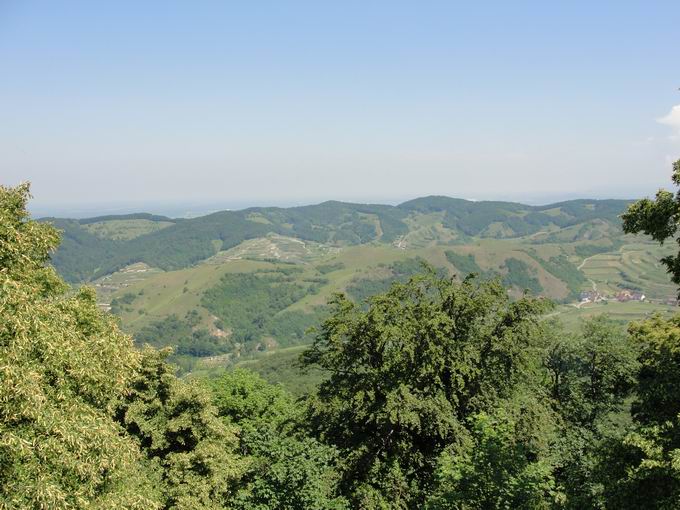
[31,193,639,221]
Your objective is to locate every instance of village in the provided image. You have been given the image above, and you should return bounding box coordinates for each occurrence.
[578,288,678,307]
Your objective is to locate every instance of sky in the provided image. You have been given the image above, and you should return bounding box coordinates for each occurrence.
[1,1,680,216]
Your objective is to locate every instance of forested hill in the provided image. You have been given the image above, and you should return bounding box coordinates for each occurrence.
[399,196,628,236]
[43,196,631,283]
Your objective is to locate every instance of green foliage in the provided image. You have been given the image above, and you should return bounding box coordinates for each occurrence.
[346,257,433,304]
[629,315,680,426]
[11,180,680,509]
[267,310,325,348]
[317,262,346,274]
[47,196,630,284]
[592,160,680,506]
[400,197,532,236]
[542,317,640,507]
[444,250,484,278]
[588,314,680,508]
[116,348,244,509]
[235,347,328,396]
[574,243,618,258]
[0,183,161,508]
[546,317,638,429]
[445,251,552,298]
[79,212,176,225]
[622,160,680,293]
[502,257,543,294]
[208,370,348,509]
[201,272,322,351]
[427,411,557,509]
[83,218,175,241]
[302,270,552,508]
[599,427,680,509]
[276,201,408,244]
[529,252,586,301]
[345,276,393,305]
[577,317,638,426]
[110,291,138,314]
[208,369,295,430]
[399,196,628,237]
[46,202,410,282]
[44,217,121,282]
[231,434,349,510]
[2,183,254,509]
[202,273,306,336]
[136,313,232,359]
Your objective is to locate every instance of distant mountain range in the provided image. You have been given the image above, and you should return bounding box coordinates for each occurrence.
[43,195,631,283]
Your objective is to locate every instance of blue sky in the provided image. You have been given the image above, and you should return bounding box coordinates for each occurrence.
[1,1,679,215]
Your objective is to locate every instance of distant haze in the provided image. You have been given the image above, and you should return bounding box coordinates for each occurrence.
[1,1,679,215]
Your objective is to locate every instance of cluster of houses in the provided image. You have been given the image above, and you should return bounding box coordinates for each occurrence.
[579,290,605,304]
[614,289,646,302]
[579,289,646,305]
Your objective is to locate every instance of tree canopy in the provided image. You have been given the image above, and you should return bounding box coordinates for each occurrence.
[0,185,243,509]
[622,159,680,291]
[0,183,159,508]
[301,271,554,508]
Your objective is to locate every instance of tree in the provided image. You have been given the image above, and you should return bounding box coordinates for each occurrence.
[0,183,161,508]
[208,369,348,510]
[596,315,680,509]
[544,317,639,508]
[622,159,680,291]
[208,368,296,433]
[1,184,248,509]
[546,316,638,429]
[301,271,553,508]
[601,161,680,507]
[115,348,244,509]
[426,410,557,509]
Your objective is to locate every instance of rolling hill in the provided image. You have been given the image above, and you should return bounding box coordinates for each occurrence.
[45,196,630,283]
[41,195,679,374]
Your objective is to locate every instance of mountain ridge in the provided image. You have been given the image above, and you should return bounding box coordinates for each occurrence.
[43,195,632,283]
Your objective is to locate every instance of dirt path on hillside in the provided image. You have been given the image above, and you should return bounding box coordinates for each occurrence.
[574,255,600,308]
[577,255,596,271]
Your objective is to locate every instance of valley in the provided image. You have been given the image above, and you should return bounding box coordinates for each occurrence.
[46,196,678,376]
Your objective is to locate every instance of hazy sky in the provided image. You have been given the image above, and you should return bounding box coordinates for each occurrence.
[2,1,680,215]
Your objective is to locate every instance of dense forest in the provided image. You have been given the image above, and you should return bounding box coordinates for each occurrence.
[3,163,680,509]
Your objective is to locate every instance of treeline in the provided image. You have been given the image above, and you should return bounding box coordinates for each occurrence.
[78,212,177,224]
[446,249,591,302]
[46,217,122,282]
[136,312,231,357]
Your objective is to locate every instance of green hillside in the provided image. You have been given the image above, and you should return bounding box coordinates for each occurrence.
[94,241,676,373]
[41,195,680,374]
[44,196,630,282]
[398,196,627,237]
